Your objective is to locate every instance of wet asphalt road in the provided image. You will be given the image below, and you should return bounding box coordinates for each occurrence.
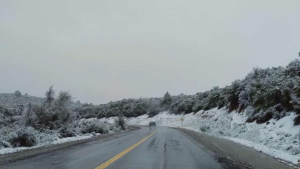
[0,126,296,169]
[0,127,221,169]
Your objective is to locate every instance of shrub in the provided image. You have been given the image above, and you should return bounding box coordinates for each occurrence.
[14,90,22,97]
[81,121,108,134]
[23,103,35,127]
[45,86,55,106]
[291,146,300,155]
[200,126,207,132]
[0,140,11,148]
[55,91,72,107]
[115,115,127,130]
[256,111,273,124]
[147,109,159,117]
[59,126,76,138]
[33,87,74,130]
[294,115,300,125]
[9,127,37,147]
[33,105,53,129]
[285,59,300,77]
[227,81,241,112]
[200,125,209,132]
[161,92,172,107]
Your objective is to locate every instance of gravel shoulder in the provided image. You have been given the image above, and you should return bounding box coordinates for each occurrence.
[0,126,139,165]
[178,128,298,169]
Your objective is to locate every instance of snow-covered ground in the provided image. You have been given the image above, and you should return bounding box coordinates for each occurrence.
[0,94,44,109]
[0,118,123,155]
[126,108,300,165]
[0,135,93,155]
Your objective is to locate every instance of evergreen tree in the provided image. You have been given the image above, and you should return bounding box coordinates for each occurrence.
[162,92,172,107]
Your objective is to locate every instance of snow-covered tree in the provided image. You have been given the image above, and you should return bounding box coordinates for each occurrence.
[45,86,55,106]
[285,59,300,77]
[161,92,172,107]
[14,90,21,97]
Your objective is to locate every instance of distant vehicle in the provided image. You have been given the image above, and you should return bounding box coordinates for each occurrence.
[149,122,156,127]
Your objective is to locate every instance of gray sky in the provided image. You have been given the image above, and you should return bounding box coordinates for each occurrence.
[0,0,299,104]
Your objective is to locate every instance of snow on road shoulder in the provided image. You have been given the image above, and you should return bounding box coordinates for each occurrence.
[225,137,300,165]
[0,135,93,155]
[0,118,123,156]
[127,108,300,165]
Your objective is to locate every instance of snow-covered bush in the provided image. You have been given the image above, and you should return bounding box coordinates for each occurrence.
[200,125,210,132]
[0,86,130,150]
[285,59,300,77]
[80,120,108,134]
[115,116,127,130]
[7,127,37,147]
[58,126,76,138]
[33,87,74,130]
[23,103,35,126]
[0,124,60,148]
[0,140,11,148]
[161,92,172,109]
[45,86,55,106]
[226,80,241,112]
[14,90,21,97]
[0,106,13,126]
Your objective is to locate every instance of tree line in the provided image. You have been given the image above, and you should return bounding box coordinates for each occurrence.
[76,59,300,125]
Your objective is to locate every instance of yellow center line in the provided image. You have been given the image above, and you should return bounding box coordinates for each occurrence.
[94,130,158,169]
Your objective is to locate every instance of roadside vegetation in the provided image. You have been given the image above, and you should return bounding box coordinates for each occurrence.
[0,87,127,149]
[76,59,300,125]
[1,58,300,149]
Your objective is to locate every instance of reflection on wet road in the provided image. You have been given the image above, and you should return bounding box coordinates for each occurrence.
[1,127,221,169]
[105,127,221,169]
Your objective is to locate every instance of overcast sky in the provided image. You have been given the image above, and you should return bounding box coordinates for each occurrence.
[0,0,299,104]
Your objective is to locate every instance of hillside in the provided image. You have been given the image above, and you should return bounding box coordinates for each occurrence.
[5,59,300,125]
[0,88,127,152]
[79,59,300,126]
[0,94,45,110]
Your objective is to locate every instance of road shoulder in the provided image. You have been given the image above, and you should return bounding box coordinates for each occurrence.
[177,128,298,169]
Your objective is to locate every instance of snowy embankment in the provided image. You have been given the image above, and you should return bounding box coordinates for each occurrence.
[0,135,93,155]
[0,117,125,155]
[126,108,300,165]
